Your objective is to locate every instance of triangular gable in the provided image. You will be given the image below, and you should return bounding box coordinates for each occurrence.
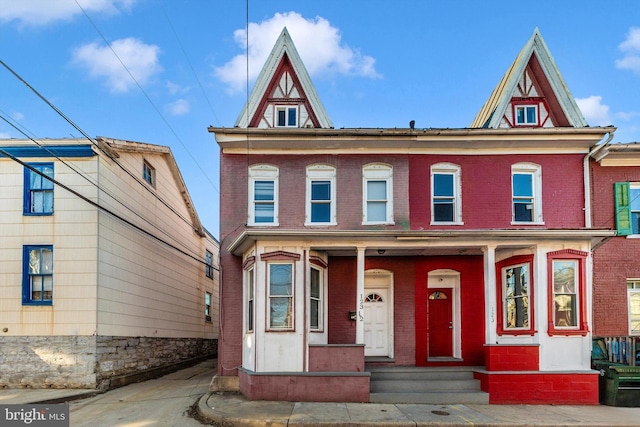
[235,27,333,129]
[471,28,587,129]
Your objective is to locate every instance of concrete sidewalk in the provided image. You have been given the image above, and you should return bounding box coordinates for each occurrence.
[198,392,640,427]
[3,361,640,426]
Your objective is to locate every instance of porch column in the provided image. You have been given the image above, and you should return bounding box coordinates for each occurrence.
[483,245,498,344]
[356,246,365,344]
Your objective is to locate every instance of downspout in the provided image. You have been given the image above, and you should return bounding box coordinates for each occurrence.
[584,130,615,228]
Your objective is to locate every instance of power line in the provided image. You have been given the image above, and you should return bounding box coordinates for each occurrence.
[0,59,205,239]
[0,145,219,271]
[74,0,219,196]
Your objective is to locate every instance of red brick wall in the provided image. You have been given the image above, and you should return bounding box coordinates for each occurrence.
[220,153,410,231]
[591,162,640,336]
[409,154,585,229]
[327,256,416,365]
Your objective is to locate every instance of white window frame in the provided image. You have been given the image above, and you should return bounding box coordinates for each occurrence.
[628,279,640,336]
[514,104,539,126]
[246,267,254,332]
[309,265,323,331]
[268,262,294,330]
[276,105,298,127]
[430,163,462,225]
[511,162,543,224]
[362,163,394,225]
[305,164,336,226]
[248,165,279,226]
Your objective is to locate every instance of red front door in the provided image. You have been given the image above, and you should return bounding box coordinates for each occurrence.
[428,288,453,357]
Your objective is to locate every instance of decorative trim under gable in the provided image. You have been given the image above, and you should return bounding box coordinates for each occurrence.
[260,250,301,261]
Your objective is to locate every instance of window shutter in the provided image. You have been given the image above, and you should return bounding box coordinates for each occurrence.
[615,182,632,236]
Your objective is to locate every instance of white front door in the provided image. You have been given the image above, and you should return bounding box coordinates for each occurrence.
[364,287,389,356]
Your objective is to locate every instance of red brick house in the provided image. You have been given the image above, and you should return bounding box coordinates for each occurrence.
[209,28,615,404]
[591,143,640,352]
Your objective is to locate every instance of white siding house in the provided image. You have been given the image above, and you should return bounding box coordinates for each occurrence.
[0,137,218,389]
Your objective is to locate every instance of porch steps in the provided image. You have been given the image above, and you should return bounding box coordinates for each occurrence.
[367,366,489,404]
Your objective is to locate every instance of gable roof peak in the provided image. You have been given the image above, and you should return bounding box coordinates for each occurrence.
[471,27,587,129]
[235,27,333,129]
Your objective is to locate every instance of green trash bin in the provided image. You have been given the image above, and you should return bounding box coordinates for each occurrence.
[604,366,640,407]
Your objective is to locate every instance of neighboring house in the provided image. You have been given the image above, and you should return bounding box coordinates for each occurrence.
[209,28,614,404]
[0,136,219,389]
[591,143,640,345]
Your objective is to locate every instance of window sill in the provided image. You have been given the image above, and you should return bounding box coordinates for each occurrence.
[304,222,337,227]
[22,302,53,307]
[497,329,537,336]
[511,221,545,226]
[248,222,279,227]
[625,235,640,239]
[362,221,394,226]
[430,221,464,226]
[547,328,589,337]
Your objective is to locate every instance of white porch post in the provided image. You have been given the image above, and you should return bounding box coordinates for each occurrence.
[483,245,498,345]
[356,246,366,344]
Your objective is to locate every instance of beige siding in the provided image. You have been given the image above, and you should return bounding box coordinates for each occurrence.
[95,150,217,339]
[0,150,99,337]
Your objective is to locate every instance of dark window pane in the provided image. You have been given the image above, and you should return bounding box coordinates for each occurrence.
[311,203,330,222]
[514,202,533,222]
[255,204,274,222]
[288,108,297,126]
[311,181,330,201]
[433,174,453,197]
[433,202,454,222]
[310,269,320,298]
[277,110,286,126]
[526,106,537,123]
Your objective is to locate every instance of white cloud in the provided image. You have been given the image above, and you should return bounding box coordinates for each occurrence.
[72,37,162,93]
[575,96,612,126]
[616,27,640,74]
[215,12,380,93]
[0,0,135,26]
[165,99,190,116]
[166,80,190,96]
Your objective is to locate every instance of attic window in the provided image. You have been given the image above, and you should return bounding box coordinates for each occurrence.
[143,160,155,187]
[514,103,539,126]
[276,106,297,127]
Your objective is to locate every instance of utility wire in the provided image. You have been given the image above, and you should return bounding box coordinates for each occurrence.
[160,0,221,127]
[0,145,219,271]
[74,0,219,195]
[0,59,203,238]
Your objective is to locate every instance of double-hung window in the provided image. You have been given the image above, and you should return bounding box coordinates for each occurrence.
[276,106,297,127]
[547,249,588,336]
[248,165,278,226]
[306,165,336,225]
[363,164,393,224]
[614,182,640,235]
[310,266,323,331]
[23,245,53,305]
[24,163,54,215]
[512,163,542,224]
[431,163,462,224]
[268,263,293,329]
[205,250,214,279]
[496,255,534,335]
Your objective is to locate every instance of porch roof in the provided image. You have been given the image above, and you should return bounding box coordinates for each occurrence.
[226,228,615,256]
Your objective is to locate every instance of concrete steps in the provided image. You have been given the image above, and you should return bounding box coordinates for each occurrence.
[367,366,489,404]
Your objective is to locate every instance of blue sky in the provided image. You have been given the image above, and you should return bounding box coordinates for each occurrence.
[1,1,640,238]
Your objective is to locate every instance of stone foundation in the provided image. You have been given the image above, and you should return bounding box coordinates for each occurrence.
[0,336,217,389]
